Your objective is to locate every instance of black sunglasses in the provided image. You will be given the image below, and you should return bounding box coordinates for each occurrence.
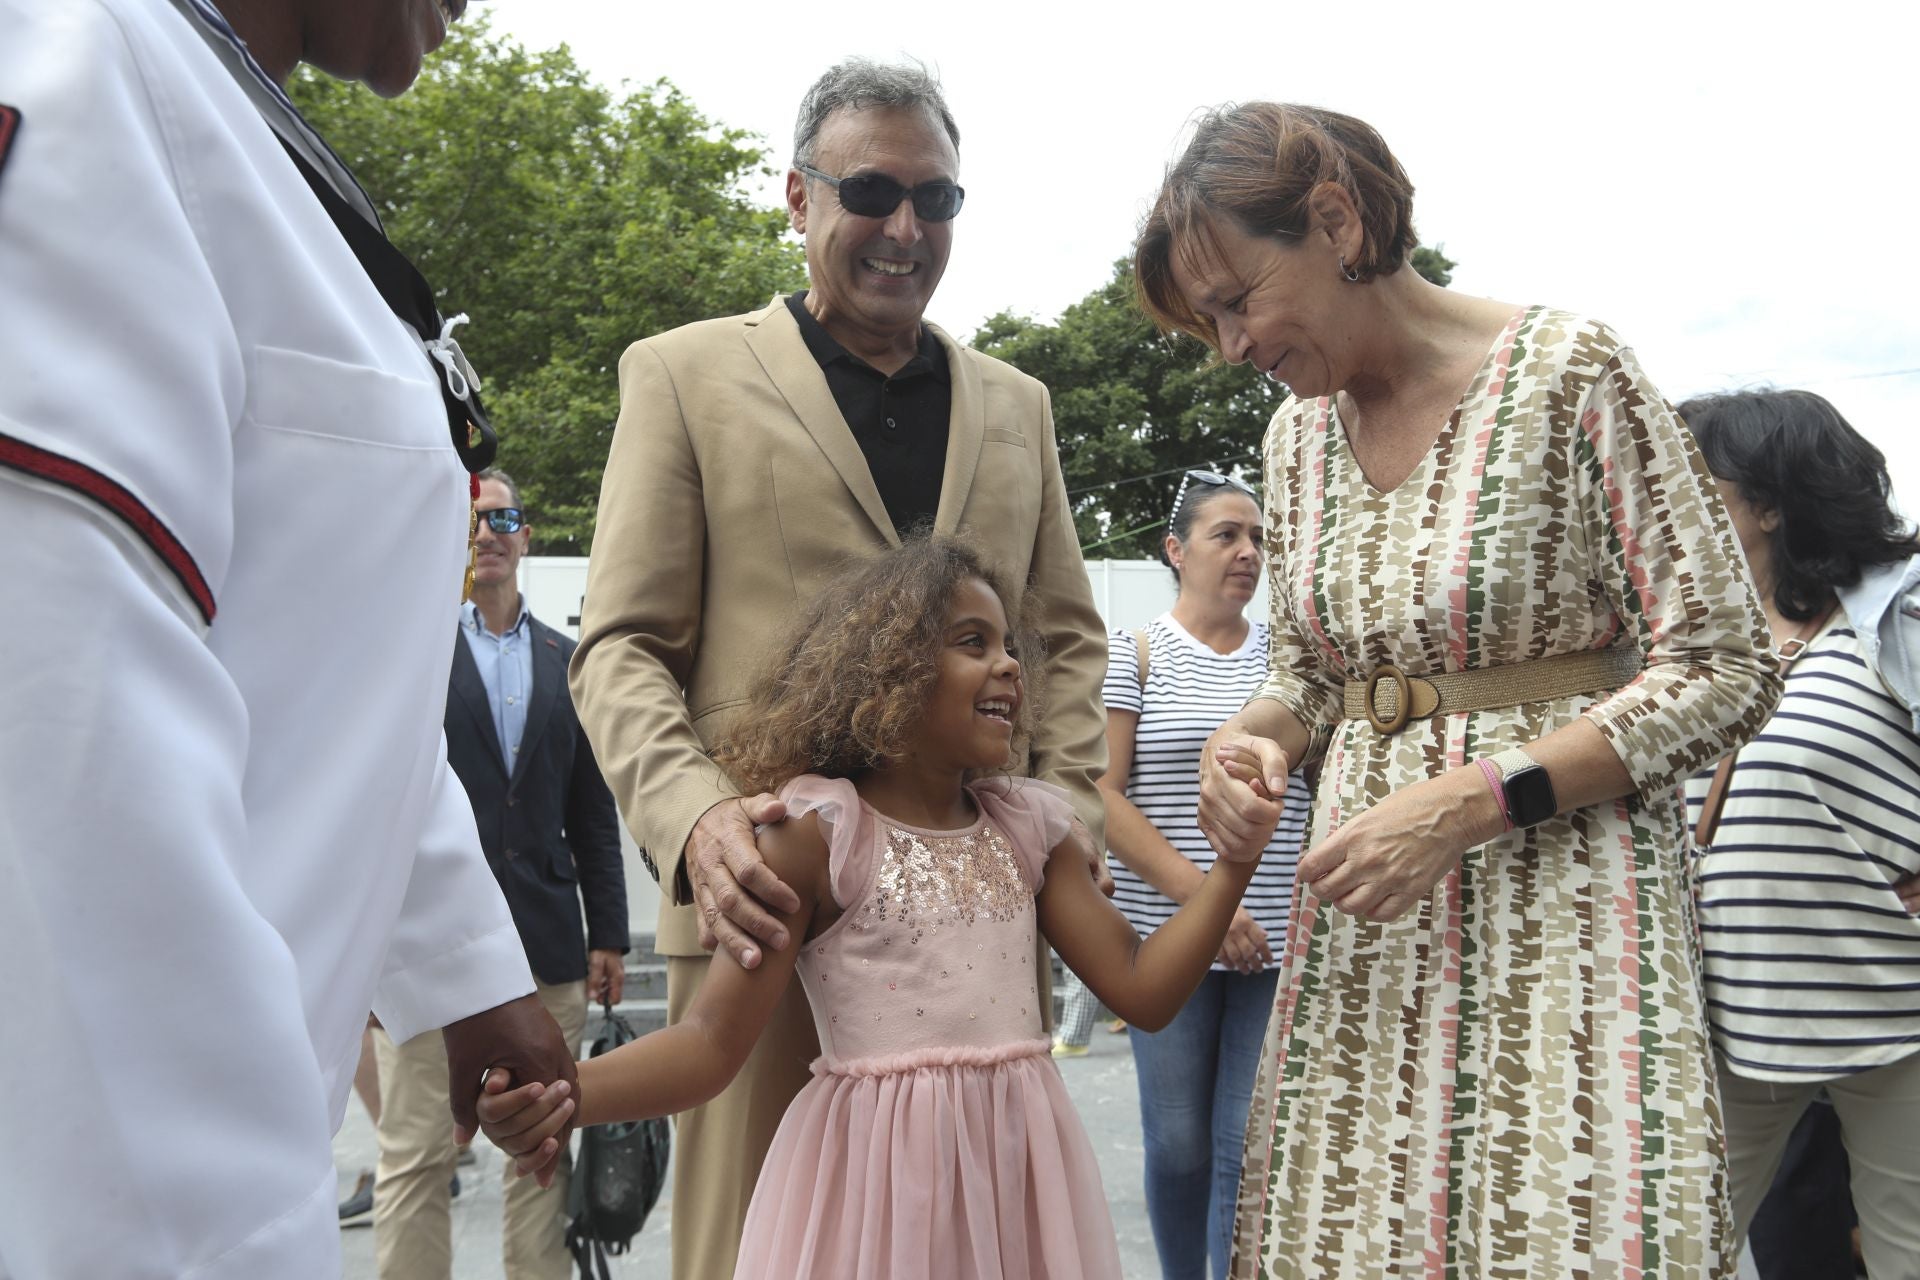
[796,164,966,223]
[1169,469,1258,522]
[475,506,524,535]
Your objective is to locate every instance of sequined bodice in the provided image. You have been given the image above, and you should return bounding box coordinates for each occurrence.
[798,815,1047,1065]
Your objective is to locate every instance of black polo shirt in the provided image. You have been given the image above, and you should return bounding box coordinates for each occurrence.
[786,290,950,538]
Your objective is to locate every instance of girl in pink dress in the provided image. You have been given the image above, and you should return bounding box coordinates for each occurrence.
[479,539,1267,1279]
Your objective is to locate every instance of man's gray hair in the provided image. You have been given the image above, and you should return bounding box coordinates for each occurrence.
[792,58,960,169]
[478,466,524,514]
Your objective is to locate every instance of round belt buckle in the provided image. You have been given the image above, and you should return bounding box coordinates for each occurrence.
[1364,663,1411,735]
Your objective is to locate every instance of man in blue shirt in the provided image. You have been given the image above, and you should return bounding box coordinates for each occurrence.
[372,468,629,1280]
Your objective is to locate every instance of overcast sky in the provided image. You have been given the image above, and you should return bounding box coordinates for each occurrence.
[482,0,1919,498]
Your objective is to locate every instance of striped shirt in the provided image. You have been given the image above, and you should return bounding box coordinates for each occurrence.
[1687,620,1920,1080]
[1102,615,1310,967]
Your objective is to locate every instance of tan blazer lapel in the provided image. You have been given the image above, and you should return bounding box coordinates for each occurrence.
[744,299,899,547]
[930,322,983,536]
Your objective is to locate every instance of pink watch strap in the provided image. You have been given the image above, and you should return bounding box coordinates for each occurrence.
[1477,757,1514,831]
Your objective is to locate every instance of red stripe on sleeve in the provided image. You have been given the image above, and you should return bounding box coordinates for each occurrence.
[1,432,216,623]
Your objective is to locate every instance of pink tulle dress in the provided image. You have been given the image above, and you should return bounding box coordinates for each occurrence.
[731,774,1122,1280]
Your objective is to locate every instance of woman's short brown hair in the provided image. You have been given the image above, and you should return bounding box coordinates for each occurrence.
[1135,103,1418,349]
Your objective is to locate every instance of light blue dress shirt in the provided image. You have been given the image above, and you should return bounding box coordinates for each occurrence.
[461,599,533,766]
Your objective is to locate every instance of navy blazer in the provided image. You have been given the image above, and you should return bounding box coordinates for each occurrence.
[446,614,627,985]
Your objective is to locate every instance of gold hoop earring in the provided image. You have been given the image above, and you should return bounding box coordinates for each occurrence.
[1339,256,1361,283]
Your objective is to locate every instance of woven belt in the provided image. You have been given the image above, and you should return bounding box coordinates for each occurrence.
[1341,647,1643,735]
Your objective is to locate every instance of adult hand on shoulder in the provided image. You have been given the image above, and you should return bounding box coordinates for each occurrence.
[445,993,578,1187]
[587,949,624,1006]
[1218,907,1272,973]
[1065,817,1115,897]
[687,793,798,969]
[1296,770,1500,923]
[1197,728,1289,864]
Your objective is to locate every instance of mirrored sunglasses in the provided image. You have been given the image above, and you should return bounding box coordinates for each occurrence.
[1169,469,1258,522]
[476,506,524,534]
[796,164,966,222]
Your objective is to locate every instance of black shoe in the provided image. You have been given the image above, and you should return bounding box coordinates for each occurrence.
[338,1170,374,1228]
[449,1171,460,1201]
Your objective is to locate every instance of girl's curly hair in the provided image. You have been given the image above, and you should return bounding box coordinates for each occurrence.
[712,538,1045,796]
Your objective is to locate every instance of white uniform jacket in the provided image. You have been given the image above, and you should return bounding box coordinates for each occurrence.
[0,2,534,1276]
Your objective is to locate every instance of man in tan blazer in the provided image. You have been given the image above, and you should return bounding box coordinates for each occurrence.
[570,58,1109,1280]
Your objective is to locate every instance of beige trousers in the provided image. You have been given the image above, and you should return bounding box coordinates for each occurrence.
[1719,1049,1920,1280]
[664,953,817,1280]
[372,979,589,1280]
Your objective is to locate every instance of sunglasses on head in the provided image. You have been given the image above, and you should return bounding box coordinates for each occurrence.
[475,507,524,535]
[1169,469,1258,522]
[796,164,966,223]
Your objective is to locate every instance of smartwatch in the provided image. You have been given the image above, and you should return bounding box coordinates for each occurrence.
[1490,747,1557,829]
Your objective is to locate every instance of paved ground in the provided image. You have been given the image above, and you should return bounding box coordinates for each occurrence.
[332,1025,1160,1278]
[333,1029,1762,1280]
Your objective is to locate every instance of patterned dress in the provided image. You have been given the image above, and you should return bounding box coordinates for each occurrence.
[1229,308,1780,1279]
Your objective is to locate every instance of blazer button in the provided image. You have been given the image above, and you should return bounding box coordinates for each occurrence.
[503,848,516,860]
[506,795,516,806]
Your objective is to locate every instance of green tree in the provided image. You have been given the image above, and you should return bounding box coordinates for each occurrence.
[291,20,803,549]
[972,246,1457,558]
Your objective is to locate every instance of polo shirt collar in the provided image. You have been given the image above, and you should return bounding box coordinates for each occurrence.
[786,290,948,382]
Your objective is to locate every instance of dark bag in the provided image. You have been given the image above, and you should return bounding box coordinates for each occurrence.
[566,1003,671,1280]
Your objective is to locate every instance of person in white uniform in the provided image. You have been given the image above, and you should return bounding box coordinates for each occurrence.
[0,2,579,1277]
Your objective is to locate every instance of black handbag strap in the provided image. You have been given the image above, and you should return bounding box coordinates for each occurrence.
[276,139,496,474]
[568,1229,614,1280]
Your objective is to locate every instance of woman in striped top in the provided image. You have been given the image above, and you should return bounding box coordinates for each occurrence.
[1680,390,1920,1280]
[1096,472,1311,1280]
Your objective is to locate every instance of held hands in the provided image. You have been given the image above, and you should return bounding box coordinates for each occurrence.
[686,793,799,969]
[1196,727,1290,864]
[1295,769,1503,923]
[444,993,578,1188]
[476,1069,575,1178]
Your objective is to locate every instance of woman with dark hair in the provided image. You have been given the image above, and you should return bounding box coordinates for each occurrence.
[1093,470,1310,1279]
[1679,389,1920,1280]
[1145,103,1782,1276]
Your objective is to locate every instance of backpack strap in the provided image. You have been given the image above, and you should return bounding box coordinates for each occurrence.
[1132,628,1151,691]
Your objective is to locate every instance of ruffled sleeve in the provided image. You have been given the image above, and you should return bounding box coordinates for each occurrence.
[774,774,873,910]
[972,776,1078,888]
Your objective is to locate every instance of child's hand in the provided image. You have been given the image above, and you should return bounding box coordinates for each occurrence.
[1217,906,1272,972]
[476,1068,575,1179]
[1214,741,1278,802]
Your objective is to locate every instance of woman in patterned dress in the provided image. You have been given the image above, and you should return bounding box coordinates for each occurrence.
[1134,103,1782,1278]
